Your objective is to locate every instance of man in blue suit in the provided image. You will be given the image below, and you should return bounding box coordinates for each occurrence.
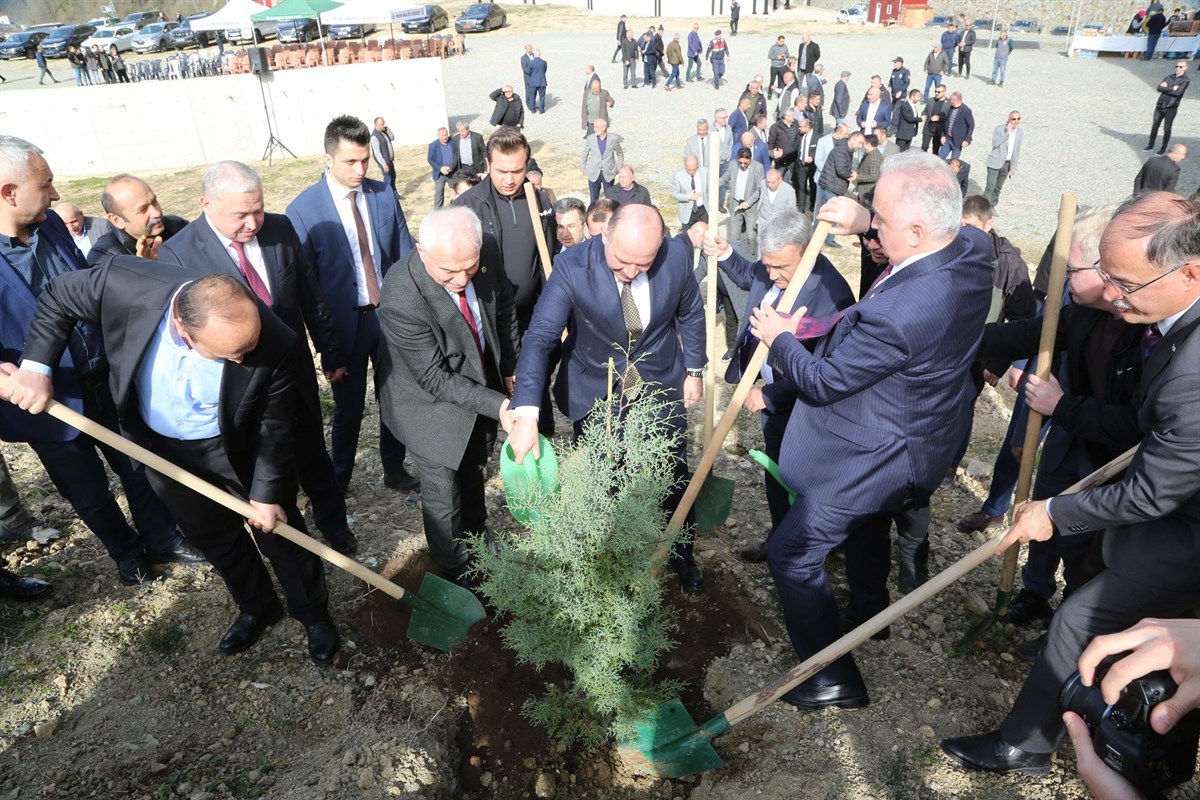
[938,92,975,160]
[427,127,461,210]
[505,204,709,591]
[702,211,855,561]
[749,152,994,708]
[286,116,418,494]
[855,86,892,137]
[526,48,548,115]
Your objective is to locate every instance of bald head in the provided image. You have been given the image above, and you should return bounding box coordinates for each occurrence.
[54,202,85,234]
[174,275,261,363]
[101,175,165,238]
[603,204,666,282]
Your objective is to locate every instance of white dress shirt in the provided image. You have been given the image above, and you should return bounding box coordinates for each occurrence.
[445,281,487,354]
[324,172,381,307]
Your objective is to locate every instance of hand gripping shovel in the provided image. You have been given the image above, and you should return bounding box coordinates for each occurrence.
[3,378,485,652]
[619,445,1136,778]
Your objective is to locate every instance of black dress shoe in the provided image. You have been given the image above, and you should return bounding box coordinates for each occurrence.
[384,467,420,492]
[219,607,285,655]
[323,527,358,556]
[1016,633,1046,663]
[736,540,769,563]
[1000,588,1053,627]
[306,621,340,666]
[781,678,870,710]
[117,556,156,586]
[146,539,208,565]
[941,731,1052,776]
[674,559,704,593]
[0,568,51,600]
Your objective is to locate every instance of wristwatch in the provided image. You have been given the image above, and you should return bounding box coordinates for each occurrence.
[686,368,705,378]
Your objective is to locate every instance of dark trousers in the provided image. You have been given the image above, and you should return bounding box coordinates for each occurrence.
[30,386,180,564]
[682,203,709,233]
[379,162,396,193]
[958,50,972,76]
[432,174,450,209]
[896,138,912,152]
[838,505,928,624]
[529,85,546,113]
[999,568,1197,753]
[760,402,793,530]
[330,309,406,483]
[1149,105,1178,149]
[921,122,942,152]
[642,60,657,87]
[1020,450,1101,600]
[144,433,329,625]
[768,66,785,95]
[294,385,348,538]
[588,175,614,205]
[410,417,493,573]
[712,58,726,88]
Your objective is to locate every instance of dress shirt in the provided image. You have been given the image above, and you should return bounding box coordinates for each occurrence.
[458,135,474,167]
[324,172,381,307]
[135,286,224,440]
[689,172,704,207]
[1005,129,1016,162]
[862,102,880,134]
[696,135,708,167]
[70,230,92,257]
[205,215,271,295]
[734,167,751,202]
[760,284,781,384]
[445,280,487,354]
[873,240,951,288]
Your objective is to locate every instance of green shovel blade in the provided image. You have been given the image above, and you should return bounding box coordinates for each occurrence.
[617,698,728,778]
[692,472,735,531]
[401,572,487,652]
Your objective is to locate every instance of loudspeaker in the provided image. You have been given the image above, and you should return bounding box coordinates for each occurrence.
[249,46,271,75]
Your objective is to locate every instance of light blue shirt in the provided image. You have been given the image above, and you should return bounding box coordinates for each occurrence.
[446,280,486,354]
[134,287,224,440]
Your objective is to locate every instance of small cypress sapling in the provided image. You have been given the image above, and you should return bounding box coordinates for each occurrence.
[466,387,690,750]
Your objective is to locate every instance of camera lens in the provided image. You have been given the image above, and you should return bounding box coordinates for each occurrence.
[1060,670,1112,731]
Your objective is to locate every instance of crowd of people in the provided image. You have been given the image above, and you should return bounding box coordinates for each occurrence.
[1,8,1198,797]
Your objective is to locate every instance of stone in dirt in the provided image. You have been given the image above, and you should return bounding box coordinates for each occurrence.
[534,772,556,798]
[33,719,58,739]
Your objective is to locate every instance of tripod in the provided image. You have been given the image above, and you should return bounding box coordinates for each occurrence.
[256,72,295,165]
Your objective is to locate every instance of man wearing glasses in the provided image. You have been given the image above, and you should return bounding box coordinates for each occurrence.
[920,84,949,154]
[943,191,1200,780]
[1145,61,1190,155]
[984,112,1023,207]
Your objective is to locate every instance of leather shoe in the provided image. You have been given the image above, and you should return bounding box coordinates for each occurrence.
[1000,588,1053,627]
[384,467,420,492]
[0,568,51,600]
[323,527,358,556]
[781,678,870,710]
[957,511,1004,533]
[146,539,208,565]
[219,607,285,655]
[736,540,769,563]
[1016,633,1046,663]
[117,556,156,586]
[674,559,704,593]
[306,621,340,666]
[941,731,1051,776]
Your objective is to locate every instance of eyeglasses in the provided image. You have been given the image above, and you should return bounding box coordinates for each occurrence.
[1094,258,1188,295]
[1009,116,1021,121]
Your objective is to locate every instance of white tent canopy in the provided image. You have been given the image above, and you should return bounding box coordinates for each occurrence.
[319,0,423,25]
[189,0,271,32]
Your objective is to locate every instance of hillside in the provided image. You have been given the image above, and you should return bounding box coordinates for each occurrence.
[0,0,227,27]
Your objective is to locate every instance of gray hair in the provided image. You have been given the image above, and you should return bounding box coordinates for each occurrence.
[201,161,262,198]
[759,210,813,257]
[840,70,851,78]
[418,206,483,253]
[878,151,963,240]
[1108,192,1200,274]
[0,135,45,185]
[1072,203,1120,266]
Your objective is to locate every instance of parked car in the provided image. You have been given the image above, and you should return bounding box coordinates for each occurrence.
[972,18,996,32]
[0,30,49,59]
[84,25,137,53]
[924,14,951,27]
[401,5,450,33]
[169,13,216,49]
[1008,18,1041,33]
[120,11,162,30]
[277,18,320,43]
[86,17,120,28]
[455,3,506,33]
[131,21,178,53]
[836,5,868,24]
[40,24,98,58]
[328,23,378,39]
[224,19,281,43]
[1049,25,1071,35]
[27,23,65,35]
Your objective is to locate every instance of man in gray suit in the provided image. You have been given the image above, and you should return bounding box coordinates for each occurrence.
[670,155,708,232]
[725,146,763,257]
[984,110,1023,207]
[580,118,624,205]
[755,169,796,256]
[53,202,110,259]
[943,191,1200,778]
[377,207,520,588]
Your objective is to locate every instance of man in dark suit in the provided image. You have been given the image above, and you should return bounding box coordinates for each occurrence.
[427,127,461,210]
[604,165,654,207]
[526,48,548,114]
[377,208,520,587]
[895,89,922,152]
[938,91,975,160]
[453,121,487,176]
[3,266,339,665]
[158,161,357,556]
[0,137,196,587]
[87,174,188,265]
[921,84,949,153]
[505,204,708,591]
[612,15,627,63]
[53,202,110,259]
[855,86,891,137]
[750,152,994,708]
[520,43,535,109]
[1134,143,1186,194]
[943,191,1200,777]
[286,115,418,495]
[830,70,851,125]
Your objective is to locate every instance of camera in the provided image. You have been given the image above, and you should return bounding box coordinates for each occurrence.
[1060,666,1200,795]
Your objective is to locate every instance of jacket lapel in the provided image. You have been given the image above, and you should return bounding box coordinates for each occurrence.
[1139,301,1200,404]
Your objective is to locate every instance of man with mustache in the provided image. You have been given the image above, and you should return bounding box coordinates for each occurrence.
[87,174,189,265]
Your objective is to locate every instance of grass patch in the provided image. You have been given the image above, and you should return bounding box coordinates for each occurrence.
[139,618,187,655]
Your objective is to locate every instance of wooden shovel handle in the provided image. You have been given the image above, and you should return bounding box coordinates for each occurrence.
[524,181,554,282]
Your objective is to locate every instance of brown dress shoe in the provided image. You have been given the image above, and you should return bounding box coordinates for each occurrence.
[956,511,1004,533]
[736,540,769,563]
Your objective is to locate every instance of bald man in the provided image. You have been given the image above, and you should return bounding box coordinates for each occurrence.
[87,174,189,265]
[53,202,110,258]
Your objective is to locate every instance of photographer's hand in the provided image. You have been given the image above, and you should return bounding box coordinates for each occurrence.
[1062,712,1146,800]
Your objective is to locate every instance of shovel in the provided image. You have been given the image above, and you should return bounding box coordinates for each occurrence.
[958,191,1077,647]
[5,379,486,652]
[619,445,1137,778]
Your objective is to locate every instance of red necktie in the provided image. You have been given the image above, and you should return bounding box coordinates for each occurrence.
[458,290,483,360]
[867,263,894,293]
[230,241,271,306]
[348,190,380,308]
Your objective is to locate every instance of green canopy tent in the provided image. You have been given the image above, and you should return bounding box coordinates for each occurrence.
[251,0,344,59]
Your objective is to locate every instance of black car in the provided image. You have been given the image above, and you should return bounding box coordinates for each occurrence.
[401,5,450,33]
[0,31,49,59]
[1008,18,1041,33]
[972,18,996,32]
[278,18,320,43]
[328,23,377,39]
[40,24,98,58]
[455,3,506,33]
[169,13,216,48]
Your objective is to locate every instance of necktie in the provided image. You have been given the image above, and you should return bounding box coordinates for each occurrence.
[698,137,706,166]
[620,281,643,398]
[1143,323,1163,361]
[867,263,894,293]
[348,190,380,308]
[231,241,271,305]
[458,290,483,360]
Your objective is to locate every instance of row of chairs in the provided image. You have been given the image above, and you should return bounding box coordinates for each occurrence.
[223,35,465,73]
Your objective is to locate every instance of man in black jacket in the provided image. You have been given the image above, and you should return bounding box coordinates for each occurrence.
[921,84,949,153]
[489,85,524,128]
[87,174,188,265]
[815,131,863,246]
[1134,143,1186,193]
[1145,61,1190,154]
